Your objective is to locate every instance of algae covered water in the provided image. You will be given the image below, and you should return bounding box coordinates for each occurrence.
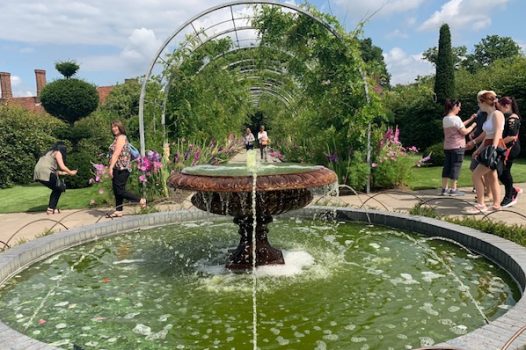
[0,218,519,349]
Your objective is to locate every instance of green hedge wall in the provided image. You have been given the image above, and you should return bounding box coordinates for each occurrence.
[0,106,65,188]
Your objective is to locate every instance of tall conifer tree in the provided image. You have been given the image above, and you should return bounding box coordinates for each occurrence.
[434,24,455,104]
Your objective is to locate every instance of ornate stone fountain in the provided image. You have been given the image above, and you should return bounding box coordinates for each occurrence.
[168,161,337,269]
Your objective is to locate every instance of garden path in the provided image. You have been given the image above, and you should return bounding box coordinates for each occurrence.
[0,148,524,249]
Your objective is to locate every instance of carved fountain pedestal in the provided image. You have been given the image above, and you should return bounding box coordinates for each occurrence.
[168,164,337,269]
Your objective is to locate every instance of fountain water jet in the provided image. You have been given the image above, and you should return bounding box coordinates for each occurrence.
[168,162,337,269]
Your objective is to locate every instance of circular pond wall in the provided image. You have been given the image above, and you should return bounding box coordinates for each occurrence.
[0,207,525,349]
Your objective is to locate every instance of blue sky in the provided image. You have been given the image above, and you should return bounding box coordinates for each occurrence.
[1,0,524,97]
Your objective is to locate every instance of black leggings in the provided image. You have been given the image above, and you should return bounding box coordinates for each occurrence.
[112,169,141,211]
[260,144,268,160]
[39,173,63,210]
[498,144,521,201]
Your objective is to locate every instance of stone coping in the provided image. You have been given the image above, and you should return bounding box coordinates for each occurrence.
[0,207,524,349]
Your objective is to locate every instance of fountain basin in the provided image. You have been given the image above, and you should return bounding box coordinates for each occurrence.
[168,163,338,268]
[0,208,525,349]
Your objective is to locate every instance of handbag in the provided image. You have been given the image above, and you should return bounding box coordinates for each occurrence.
[56,175,67,192]
[128,143,140,160]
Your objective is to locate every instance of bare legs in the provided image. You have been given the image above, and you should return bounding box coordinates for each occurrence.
[472,164,500,209]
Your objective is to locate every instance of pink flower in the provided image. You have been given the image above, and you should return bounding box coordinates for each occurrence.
[371,162,378,168]
[139,175,148,183]
[153,161,162,172]
[138,157,151,172]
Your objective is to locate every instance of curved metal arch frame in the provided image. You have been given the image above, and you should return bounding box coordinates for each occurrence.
[198,46,296,74]
[138,0,346,155]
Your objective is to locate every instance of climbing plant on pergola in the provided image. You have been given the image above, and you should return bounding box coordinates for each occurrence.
[138,0,385,189]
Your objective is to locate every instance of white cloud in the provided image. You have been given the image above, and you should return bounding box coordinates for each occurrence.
[331,0,425,19]
[419,0,508,31]
[384,47,434,85]
[8,75,34,96]
[79,4,259,77]
[0,0,223,45]
[10,75,22,87]
[81,28,162,75]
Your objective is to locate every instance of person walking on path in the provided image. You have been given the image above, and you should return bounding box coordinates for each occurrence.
[243,127,255,151]
[467,90,491,196]
[34,142,77,214]
[108,120,146,217]
[441,99,477,196]
[496,96,522,207]
[468,92,506,213]
[258,125,269,162]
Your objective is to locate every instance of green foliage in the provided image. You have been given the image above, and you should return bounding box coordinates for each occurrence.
[371,130,417,190]
[0,106,65,188]
[409,204,440,218]
[383,83,443,150]
[164,38,252,144]
[359,38,390,87]
[55,60,80,78]
[447,217,526,246]
[410,203,526,247]
[102,79,141,120]
[434,24,455,104]
[424,142,446,166]
[346,152,370,191]
[249,4,384,179]
[422,45,467,69]
[465,35,522,72]
[65,149,95,189]
[40,78,99,124]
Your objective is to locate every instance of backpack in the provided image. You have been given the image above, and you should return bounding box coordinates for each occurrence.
[128,143,140,160]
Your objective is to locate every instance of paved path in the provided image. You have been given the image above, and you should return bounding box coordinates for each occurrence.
[1,149,525,249]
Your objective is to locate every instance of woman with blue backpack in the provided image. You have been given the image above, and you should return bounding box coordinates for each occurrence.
[107,120,146,217]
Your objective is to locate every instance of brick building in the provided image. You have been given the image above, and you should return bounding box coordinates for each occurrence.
[0,69,113,113]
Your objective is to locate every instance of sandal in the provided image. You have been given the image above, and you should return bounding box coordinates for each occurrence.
[46,208,55,215]
[106,211,123,218]
[465,203,489,214]
[139,198,147,209]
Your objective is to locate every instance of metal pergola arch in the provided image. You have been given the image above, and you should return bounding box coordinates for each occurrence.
[138,0,347,155]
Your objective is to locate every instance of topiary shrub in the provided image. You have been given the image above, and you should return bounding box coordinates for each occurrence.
[65,149,97,189]
[0,106,65,188]
[40,78,99,124]
[424,142,445,166]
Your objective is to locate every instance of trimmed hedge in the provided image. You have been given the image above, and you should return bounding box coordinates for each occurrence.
[0,106,65,188]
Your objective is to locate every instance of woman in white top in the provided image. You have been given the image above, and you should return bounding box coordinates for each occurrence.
[441,99,477,196]
[257,125,269,162]
[243,128,255,150]
[469,92,505,212]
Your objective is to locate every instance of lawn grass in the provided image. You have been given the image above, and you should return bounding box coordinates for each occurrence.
[0,184,101,213]
[408,157,526,190]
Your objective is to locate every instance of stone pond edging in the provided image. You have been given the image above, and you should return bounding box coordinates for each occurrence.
[0,207,525,349]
